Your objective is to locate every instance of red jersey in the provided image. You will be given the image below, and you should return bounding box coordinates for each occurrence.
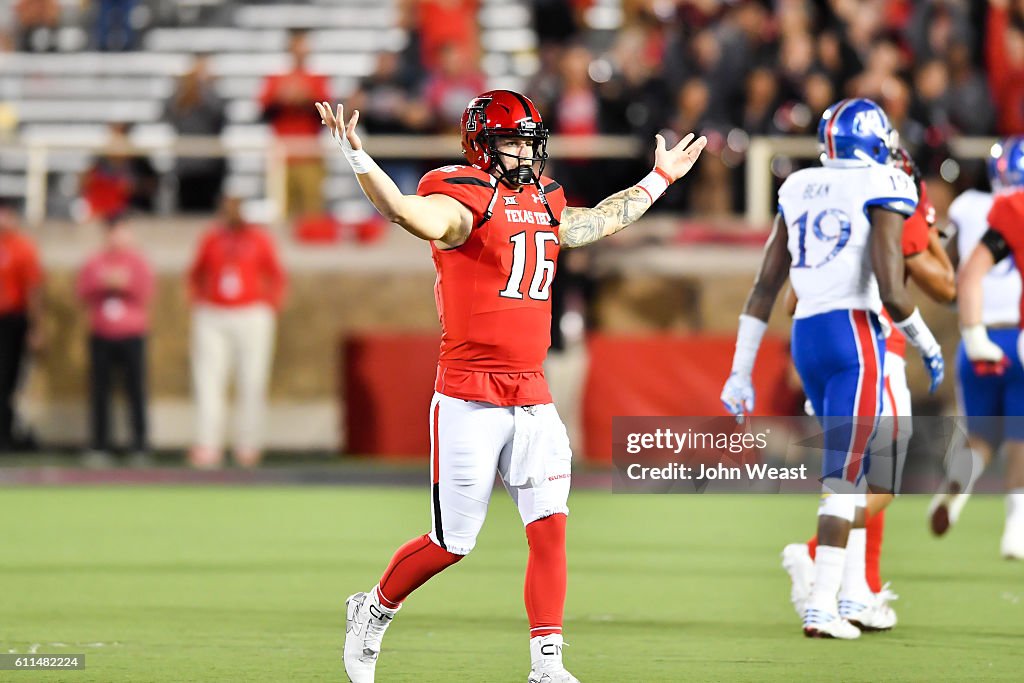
[987,189,1024,326]
[418,165,567,406]
[884,181,935,358]
[188,224,287,310]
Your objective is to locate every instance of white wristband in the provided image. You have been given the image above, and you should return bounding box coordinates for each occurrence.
[731,314,767,376]
[333,128,378,175]
[893,308,939,356]
[962,323,1003,361]
[635,167,672,202]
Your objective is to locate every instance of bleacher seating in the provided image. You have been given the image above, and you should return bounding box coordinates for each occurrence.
[0,0,536,218]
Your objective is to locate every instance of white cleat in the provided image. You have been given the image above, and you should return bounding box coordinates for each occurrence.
[1001,518,1024,560]
[802,605,861,640]
[344,590,398,683]
[528,666,581,683]
[840,584,898,632]
[528,634,579,683]
[781,543,814,618]
[927,489,970,536]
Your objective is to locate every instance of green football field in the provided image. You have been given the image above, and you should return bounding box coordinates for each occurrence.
[1,486,1020,682]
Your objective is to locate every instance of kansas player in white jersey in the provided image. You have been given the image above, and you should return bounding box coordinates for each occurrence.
[721,99,944,639]
[931,139,1024,558]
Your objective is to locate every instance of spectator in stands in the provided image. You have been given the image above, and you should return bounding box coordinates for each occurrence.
[259,29,331,227]
[947,43,993,136]
[187,195,286,469]
[740,66,781,136]
[14,0,60,52]
[80,122,158,222]
[75,215,154,467]
[164,55,227,213]
[423,42,485,132]
[986,0,1024,134]
[411,0,479,73]
[348,50,431,194]
[0,199,43,452]
[95,0,138,51]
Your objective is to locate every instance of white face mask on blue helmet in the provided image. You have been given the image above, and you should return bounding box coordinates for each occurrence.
[817,98,898,167]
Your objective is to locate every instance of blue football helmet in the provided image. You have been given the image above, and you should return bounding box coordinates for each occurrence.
[990,137,1024,190]
[817,98,899,165]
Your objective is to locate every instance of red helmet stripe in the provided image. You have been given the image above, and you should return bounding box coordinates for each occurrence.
[826,98,852,159]
[507,90,537,123]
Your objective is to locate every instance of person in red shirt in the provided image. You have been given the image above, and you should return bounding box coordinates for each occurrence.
[958,136,1024,558]
[317,92,707,682]
[987,1,1024,135]
[187,196,286,469]
[75,215,155,465]
[0,199,43,451]
[260,29,331,224]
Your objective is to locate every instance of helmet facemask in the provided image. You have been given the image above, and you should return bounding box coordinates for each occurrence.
[487,133,549,188]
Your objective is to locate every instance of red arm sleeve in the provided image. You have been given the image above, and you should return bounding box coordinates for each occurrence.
[902,210,930,257]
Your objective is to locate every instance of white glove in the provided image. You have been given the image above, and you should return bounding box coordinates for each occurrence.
[721,373,755,419]
[962,324,1005,362]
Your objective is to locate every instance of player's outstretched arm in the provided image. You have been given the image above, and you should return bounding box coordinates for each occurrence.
[316,102,471,247]
[558,132,707,248]
[905,232,956,303]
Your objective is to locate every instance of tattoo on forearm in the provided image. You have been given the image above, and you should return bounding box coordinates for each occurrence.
[560,187,653,248]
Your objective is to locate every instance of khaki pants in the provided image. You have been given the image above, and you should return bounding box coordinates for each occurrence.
[285,158,326,218]
[191,304,276,453]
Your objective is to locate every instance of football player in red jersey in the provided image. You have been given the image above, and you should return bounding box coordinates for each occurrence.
[316,91,706,682]
[781,148,957,630]
[958,136,1024,560]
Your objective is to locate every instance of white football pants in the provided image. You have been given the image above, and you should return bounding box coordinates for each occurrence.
[427,392,573,555]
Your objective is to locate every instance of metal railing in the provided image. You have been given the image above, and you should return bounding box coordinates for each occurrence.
[6,133,1000,227]
[5,134,643,227]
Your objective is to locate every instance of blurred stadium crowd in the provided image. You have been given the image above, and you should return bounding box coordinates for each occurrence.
[2,0,1022,215]
[0,0,1021,463]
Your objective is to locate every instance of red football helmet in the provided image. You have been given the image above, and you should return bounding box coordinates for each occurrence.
[893,146,935,226]
[460,90,549,184]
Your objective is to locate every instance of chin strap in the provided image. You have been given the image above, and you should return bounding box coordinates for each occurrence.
[476,168,559,229]
[477,176,501,228]
[533,177,559,227]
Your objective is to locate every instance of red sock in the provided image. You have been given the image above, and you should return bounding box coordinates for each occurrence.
[525,514,567,638]
[865,509,885,593]
[807,534,818,560]
[376,534,463,608]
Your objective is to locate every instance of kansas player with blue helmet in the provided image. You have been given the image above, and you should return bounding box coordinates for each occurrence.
[950,137,1024,559]
[721,98,944,639]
